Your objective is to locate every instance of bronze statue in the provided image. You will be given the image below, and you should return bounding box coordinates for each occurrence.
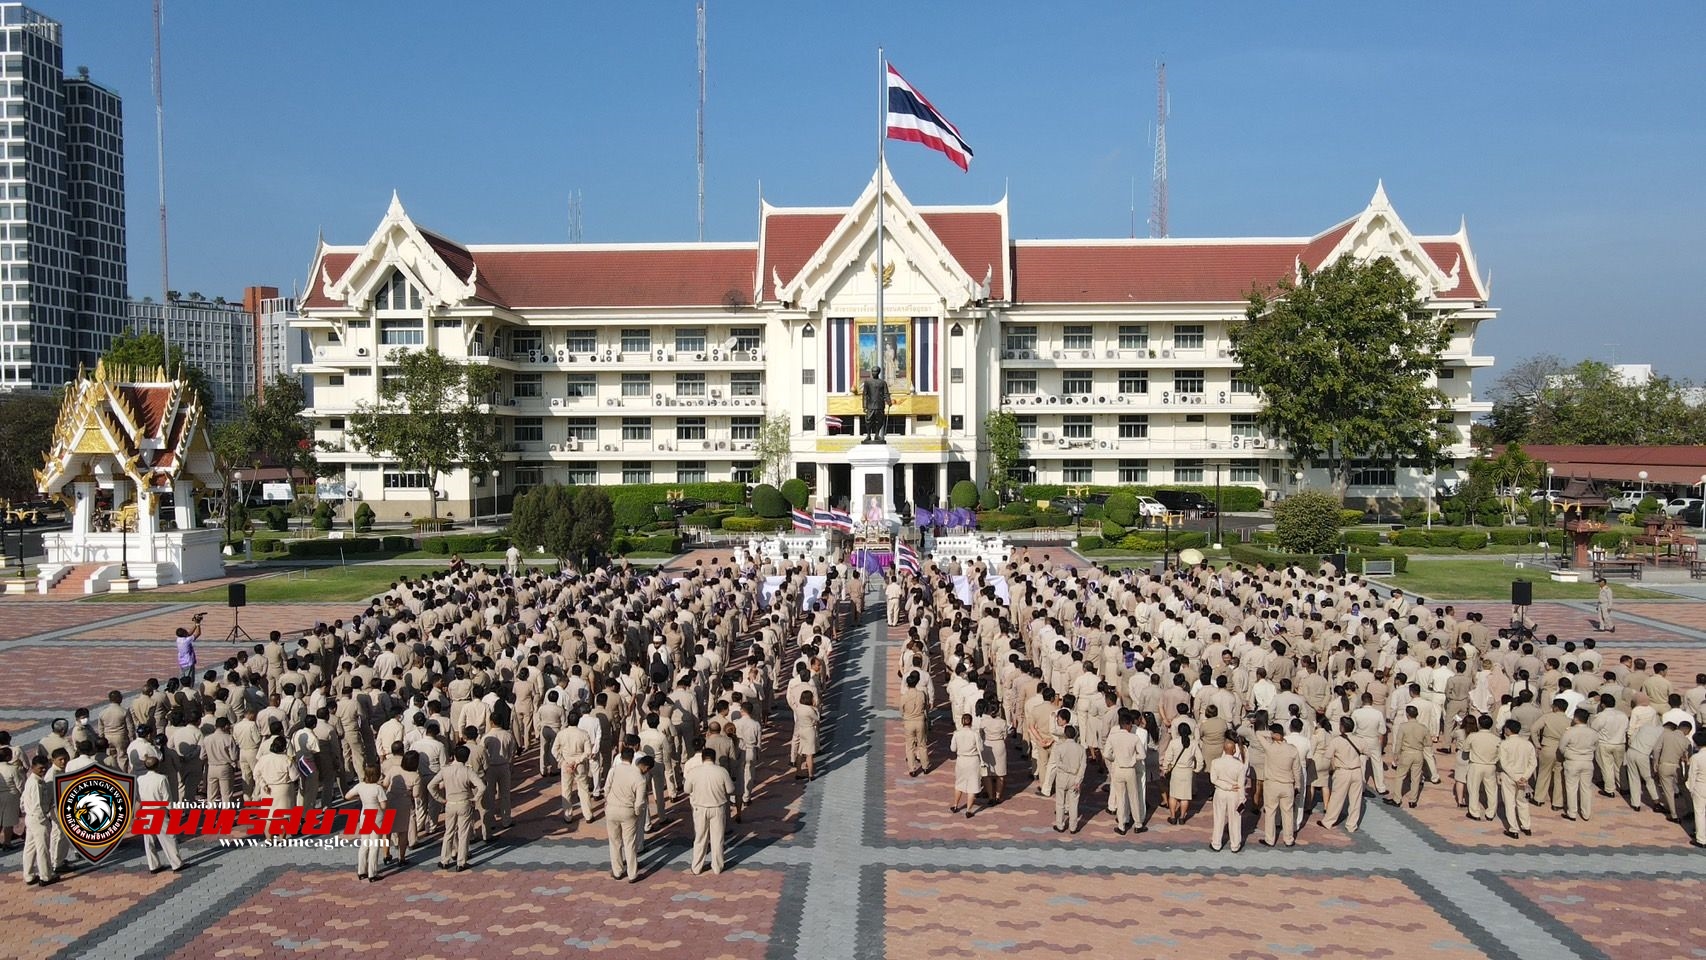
[861,369,891,443]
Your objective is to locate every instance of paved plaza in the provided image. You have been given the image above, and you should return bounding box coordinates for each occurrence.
[0,576,1702,960]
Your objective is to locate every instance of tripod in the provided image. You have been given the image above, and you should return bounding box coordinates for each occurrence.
[224,608,255,645]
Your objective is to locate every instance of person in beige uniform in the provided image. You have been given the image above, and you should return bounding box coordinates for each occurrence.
[1558,708,1598,821]
[19,756,55,885]
[1688,728,1706,847]
[603,749,651,882]
[1261,724,1302,847]
[250,739,299,808]
[429,745,486,871]
[1392,705,1430,807]
[1495,719,1537,839]
[1529,699,1570,809]
[1319,717,1366,833]
[684,747,734,874]
[202,717,240,803]
[1464,715,1502,821]
[1208,739,1248,852]
[550,716,596,826]
[1102,710,1147,834]
[1048,724,1087,834]
[900,675,929,777]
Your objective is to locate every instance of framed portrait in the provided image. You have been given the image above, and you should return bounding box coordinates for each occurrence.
[856,320,912,393]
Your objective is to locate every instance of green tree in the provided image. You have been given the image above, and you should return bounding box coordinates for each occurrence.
[780,477,809,510]
[1273,490,1344,554]
[104,331,215,414]
[1483,353,1565,444]
[984,410,1022,497]
[510,484,613,569]
[950,479,979,509]
[347,348,501,520]
[0,391,61,501]
[1232,257,1452,500]
[755,414,792,486]
[1526,360,1705,445]
[1485,442,1541,524]
[751,483,787,518]
[568,485,614,566]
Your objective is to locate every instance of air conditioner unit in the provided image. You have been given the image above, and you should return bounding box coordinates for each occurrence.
[1116,394,1127,404]
[314,346,327,359]
[655,392,665,403]
[1002,349,1015,360]
[1080,350,1092,360]
[716,440,728,450]
[549,397,566,409]
[695,352,706,362]
[1230,437,1241,449]
[1210,441,1221,450]
[1057,437,1071,449]
[1192,395,1204,405]
[1161,349,1172,359]
[1105,349,1118,359]
[528,349,541,363]
[549,443,563,452]
[710,348,722,362]
[1077,395,1091,405]
[565,439,581,452]
[1040,431,1055,442]
[1045,395,1059,405]
[655,348,666,362]
[1098,440,1110,449]
[1161,392,1171,404]
[557,348,567,362]
[711,388,722,399]
[607,398,617,406]
[604,349,615,361]
[1097,396,1109,404]
[356,347,369,357]
[603,443,618,452]
[1051,350,1064,360]
[1217,348,1230,358]
[1249,439,1266,449]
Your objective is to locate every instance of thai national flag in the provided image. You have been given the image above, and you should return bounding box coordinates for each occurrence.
[813,508,837,529]
[829,508,855,532]
[887,64,973,171]
[825,415,843,431]
[897,540,921,576]
[792,508,813,532]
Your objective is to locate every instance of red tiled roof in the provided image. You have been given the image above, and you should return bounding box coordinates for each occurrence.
[1011,241,1301,304]
[1298,219,1355,270]
[302,252,357,309]
[923,212,1005,299]
[119,386,172,438]
[1492,445,1706,487]
[759,213,840,295]
[469,247,756,309]
[758,210,1006,299]
[1421,240,1484,300]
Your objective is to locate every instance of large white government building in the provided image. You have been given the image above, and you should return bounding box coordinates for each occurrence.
[297,172,1494,520]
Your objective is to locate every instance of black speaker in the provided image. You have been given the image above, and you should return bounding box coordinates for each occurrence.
[1511,579,1532,607]
[1326,553,1347,572]
[228,582,246,609]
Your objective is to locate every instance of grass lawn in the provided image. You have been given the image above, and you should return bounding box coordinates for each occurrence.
[1386,559,1669,601]
[90,564,454,604]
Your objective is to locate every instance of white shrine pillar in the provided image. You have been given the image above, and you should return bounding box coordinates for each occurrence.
[72,481,96,537]
[847,442,901,520]
[172,480,196,530]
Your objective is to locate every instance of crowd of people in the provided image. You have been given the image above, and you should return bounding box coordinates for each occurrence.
[0,551,864,885]
[889,554,1706,852]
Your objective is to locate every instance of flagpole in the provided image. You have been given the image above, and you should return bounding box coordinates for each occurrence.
[875,45,886,403]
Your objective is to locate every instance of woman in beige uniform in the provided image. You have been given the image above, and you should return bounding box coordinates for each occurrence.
[1162,722,1204,825]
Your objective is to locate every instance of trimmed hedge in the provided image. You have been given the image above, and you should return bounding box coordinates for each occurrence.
[780,478,809,510]
[1342,529,1382,547]
[977,513,1035,532]
[614,532,683,555]
[721,516,787,533]
[978,487,1000,510]
[1075,535,1105,551]
[751,484,788,518]
[1228,543,1410,574]
[283,537,389,558]
[610,482,748,532]
[1343,545,1410,573]
[1031,509,1071,528]
[1020,483,1265,512]
[380,535,413,551]
[1117,531,1209,551]
[421,533,510,555]
[1102,520,1127,540]
[951,480,980,508]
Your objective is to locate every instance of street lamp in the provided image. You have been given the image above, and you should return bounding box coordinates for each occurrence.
[1698,474,1706,536]
[1214,462,1223,548]
[491,469,500,528]
[1638,470,1649,503]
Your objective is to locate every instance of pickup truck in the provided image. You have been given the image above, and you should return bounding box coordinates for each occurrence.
[1606,491,1644,512]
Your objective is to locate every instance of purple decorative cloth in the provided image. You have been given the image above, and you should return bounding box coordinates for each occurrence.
[914,507,933,528]
[855,548,895,574]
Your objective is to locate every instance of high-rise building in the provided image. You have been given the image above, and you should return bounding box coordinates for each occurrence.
[247,285,306,397]
[0,4,128,391]
[127,295,254,421]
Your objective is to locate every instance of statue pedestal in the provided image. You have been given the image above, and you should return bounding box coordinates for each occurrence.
[847,442,901,522]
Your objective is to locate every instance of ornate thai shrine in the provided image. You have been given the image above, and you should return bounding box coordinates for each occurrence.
[33,361,224,592]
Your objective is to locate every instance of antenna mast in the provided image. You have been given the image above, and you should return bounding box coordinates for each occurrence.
[696,0,706,242]
[1149,61,1168,239]
[153,0,170,369]
[567,189,583,242]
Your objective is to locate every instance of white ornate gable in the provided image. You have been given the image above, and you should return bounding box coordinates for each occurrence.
[319,192,480,310]
[779,167,981,312]
[1318,181,1456,298]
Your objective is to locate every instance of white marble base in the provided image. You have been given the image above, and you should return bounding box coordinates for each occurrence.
[846,443,901,522]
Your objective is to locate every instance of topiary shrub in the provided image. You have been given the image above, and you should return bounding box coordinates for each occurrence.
[1102,520,1127,540]
[1340,509,1367,527]
[977,513,1034,532]
[1075,535,1105,551]
[1458,531,1487,550]
[1003,500,1035,516]
[311,502,334,531]
[1104,491,1139,527]
[978,487,999,510]
[721,515,787,533]
[1273,490,1344,554]
[750,484,788,518]
[950,480,980,509]
[263,506,290,532]
[780,478,810,510]
[1342,529,1381,547]
[1392,529,1430,547]
[353,502,375,532]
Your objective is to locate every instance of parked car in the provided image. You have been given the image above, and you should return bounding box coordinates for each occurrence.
[1133,495,1168,520]
[1678,502,1704,528]
[1153,489,1217,517]
[1662,497,1702,517]
[1607,490,1645,511]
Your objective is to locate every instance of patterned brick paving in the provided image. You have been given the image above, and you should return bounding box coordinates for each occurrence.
[1496,874,1706,960]
[0,869,182,960]
[879,869,1486,959]
[0,643,255,709]
[166,867,789,960]
[0,603,163,642]
[63,603,355,643]
[1619,601,1706,634]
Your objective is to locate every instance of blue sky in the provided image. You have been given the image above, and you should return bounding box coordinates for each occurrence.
[50,1,1706,381]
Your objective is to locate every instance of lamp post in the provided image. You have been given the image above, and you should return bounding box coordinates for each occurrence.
[1698,474,1706,536]
[1638,469,1648,503]
[119,506,129,581]
[491,469,500,529]
[1214,461,1223,548]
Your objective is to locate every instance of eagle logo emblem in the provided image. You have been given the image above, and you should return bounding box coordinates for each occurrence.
[55,763,135,864]
[870,261,896,288]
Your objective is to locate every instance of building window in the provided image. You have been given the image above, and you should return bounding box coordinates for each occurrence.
[732,327,762,352]
[1173,369,1205,394]
[622,418,652,441]
[675,328,707,354]
[620,328,651,353]
[513,418,543,443]
[1118,370,1149,394]
[1436,367,1456,379]
[731,371,761,397]
[676,373,706,397]
[564,418,597,442]
[622,462,652,485]
[1004,371,1037,396]
[1184,414,1205,424]
[512,373,543,399]
[379,319,423,346]
[622,373,651,397]
[510,330,544,355]
[1349,460,1397,487]
[563,373,595,398]
[1017,415,1037,440]
[328,375,344,386]
[1118,415,1149,439]
[374,271,421,311]
[1118,459,1149,483]
[677,461,707,484]
[380,367,403,390]
[1173,324,1204,350]
[1005,325,1037,353]
[346,320,370,330]
[732,462,757,484]
[1230,414,1260,438]
[1230,461,1262,483]
[382,470,433,489]
[1062,372,1092,396]
[1063,459,1092,484]
[1063,415,1093,439]
[950,367,964,384]
[327,417,346,430]
[676,417,707,441]
[731,416,760,441]
[1174,459,1205,483]
[801,415,816,431]
[1062,325,1093,351]
[1230,374,1256,394]
[802,369,816,385]
[1118,325,1149,350]
[513,466,544,488]
[564,329,596,353]
[563,465,596,485]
